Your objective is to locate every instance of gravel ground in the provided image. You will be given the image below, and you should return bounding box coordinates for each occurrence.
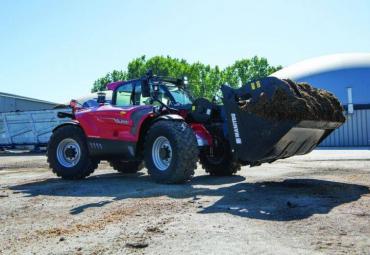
[0,150,370,254]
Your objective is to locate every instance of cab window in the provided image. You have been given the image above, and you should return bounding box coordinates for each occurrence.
[115,83,133,106]
[153,87,171,105]
[132,85,151,105]
[165,84,192,105]
[134,84,170,105]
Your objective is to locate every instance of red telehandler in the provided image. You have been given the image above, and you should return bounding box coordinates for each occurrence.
[47,71,344,183]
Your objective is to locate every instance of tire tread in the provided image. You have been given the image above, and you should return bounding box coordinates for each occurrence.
[47,125,99,180]
[144,121,198,184]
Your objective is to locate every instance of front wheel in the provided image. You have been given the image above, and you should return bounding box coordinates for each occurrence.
[47,125,99,179]
[144,121,198,184]
[199,134,241,176]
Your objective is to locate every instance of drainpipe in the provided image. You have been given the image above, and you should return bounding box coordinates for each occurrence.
[347,87,354,114]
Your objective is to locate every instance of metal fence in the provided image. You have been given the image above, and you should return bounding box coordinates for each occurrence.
[0,109,70,147]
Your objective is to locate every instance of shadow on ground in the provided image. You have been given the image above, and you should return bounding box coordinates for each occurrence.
[9,172,370,221]
[0,151,45,157]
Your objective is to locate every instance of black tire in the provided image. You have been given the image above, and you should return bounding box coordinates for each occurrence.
[109,160,144,173]
[199,134,241,176]
[47,125,99,179]
[144,121,198,184]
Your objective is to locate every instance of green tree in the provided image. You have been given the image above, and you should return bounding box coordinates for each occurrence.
[127,55,147,79]
[223,56,282,87]
[92,70,127,92]
[91,55,281,99]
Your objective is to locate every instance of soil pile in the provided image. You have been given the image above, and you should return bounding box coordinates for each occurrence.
[238,79,345,122]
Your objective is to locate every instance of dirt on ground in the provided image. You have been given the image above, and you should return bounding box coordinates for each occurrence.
[239,79,345,122]
[0,150,370,254]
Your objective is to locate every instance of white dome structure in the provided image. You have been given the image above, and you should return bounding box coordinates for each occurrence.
[273,53,370,80]
[271,53,370,105]
[271,53,370,147]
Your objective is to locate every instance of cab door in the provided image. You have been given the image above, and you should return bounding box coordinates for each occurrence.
[89,82,136,141]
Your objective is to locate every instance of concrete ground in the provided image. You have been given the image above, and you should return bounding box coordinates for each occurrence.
[0,150,370,255]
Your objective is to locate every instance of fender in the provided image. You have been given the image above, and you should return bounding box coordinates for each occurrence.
[190,123,213,147]
[52,120,81,133]
[134,113,185,156]
[135,113,184,139]
[155,114,184,121]
[155,115,211,147]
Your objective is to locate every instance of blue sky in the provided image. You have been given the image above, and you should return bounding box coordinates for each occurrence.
[1,0,370,103]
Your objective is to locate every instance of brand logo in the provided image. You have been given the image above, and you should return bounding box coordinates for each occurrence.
[114,118,129,125]
[100,117,129,125]
[231,113,242,144]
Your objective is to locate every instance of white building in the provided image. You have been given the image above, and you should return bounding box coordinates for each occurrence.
[272,53,370,147]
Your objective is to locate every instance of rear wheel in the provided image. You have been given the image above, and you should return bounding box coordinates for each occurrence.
[144,121,198,184]
[199,134,241,176]
[47,125,99,179]
[109,160,144,174]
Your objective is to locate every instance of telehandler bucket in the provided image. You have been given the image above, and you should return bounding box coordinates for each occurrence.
[221,77,344,166]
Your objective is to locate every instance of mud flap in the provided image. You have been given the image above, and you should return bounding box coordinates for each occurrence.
[221,77,343,166]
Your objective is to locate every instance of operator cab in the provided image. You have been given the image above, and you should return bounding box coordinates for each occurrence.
[105,75,222,124]
[110,77,193,109]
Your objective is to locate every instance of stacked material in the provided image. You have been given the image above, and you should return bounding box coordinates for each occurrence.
[239,79,346,123]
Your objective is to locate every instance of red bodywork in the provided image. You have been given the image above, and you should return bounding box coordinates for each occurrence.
[71,104,212,152]
[74,104,154,143]
[190,123,213,146]
[63,78,213,160]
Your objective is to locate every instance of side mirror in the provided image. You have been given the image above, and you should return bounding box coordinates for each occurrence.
[141,79,151,97]
[97,92,106,104]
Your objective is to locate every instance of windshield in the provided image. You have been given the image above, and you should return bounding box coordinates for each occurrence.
[162,82,192,105]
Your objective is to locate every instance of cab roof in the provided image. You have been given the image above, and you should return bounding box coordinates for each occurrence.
[106,76,184,91]
[106,79,139,91]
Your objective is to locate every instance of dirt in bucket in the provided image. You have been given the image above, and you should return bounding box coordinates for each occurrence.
[239,79,346,122]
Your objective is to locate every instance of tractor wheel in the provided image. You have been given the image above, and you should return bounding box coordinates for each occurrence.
[109,160,144,174]
[47,125,99,179]
[144,121,198,184]
[199,134,241,176]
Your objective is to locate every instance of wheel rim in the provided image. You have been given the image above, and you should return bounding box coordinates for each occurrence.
[152,136,173,171]
[56,138,81,168]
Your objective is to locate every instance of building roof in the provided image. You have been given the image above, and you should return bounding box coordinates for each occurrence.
[272,53,370,80]
[0,92,58,105]
[271,53,370,105]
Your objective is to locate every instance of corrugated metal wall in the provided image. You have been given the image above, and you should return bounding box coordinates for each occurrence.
[320,109,370,147]
[0,96,56,113]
